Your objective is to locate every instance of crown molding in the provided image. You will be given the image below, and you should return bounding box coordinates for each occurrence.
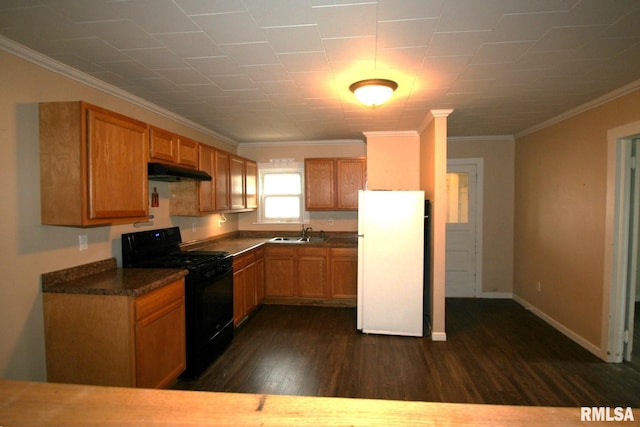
[0,35,238,147]
[362,130,419,138]
[448,135,515,143]
[516,78,640,139]
[239,138,365,147]
[417,109,455,134]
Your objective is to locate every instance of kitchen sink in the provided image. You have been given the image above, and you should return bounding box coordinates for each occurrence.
[269,236,327,243]
[269,236,303,242]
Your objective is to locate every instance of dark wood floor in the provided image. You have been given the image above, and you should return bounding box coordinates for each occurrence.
[175,299,640,407]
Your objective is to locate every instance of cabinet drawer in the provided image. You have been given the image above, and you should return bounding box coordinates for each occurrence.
[297,247,327,257]
[244,250,256,264]
[233,250,257,270]
[330,247,357,257]
[266,246,295,257]
[135,280,184,321]
[233,255,247,270]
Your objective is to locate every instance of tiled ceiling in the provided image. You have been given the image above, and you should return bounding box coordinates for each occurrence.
[1,0,640,143]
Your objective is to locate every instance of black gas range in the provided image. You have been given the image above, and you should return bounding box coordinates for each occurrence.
[122,226,234,378]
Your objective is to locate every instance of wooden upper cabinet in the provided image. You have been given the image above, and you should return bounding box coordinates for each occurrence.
[229,155,245,210]
[215,149,230,211]
[305,157,366,211]
[149,126,175,164]
[305,159,335,210]
[198,144,216,213]
[170,146,259,216]
[149,126,197,169]
[40,101,149,226]
[336,158,366,209]
[245,160,258,210]
[87,108,149,220]
[177,137,198,168]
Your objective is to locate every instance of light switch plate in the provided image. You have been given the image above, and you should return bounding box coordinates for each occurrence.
[78,235,88,251]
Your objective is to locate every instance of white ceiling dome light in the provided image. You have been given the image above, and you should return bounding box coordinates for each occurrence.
[349,79,398,108]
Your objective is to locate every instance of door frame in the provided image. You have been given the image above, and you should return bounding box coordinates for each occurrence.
[447,158,483,298]
[606,123,640,363]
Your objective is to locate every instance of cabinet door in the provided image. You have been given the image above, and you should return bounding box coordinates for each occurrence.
[134,280,186,389]
[265,247,295,297]
[198,144,215,212]
[305,159,335,210]
[297,247,327,298]
[245,160,258,209]
[255,250,265,305]
[230,155,245,210]
[149,126,176,163]
[215,150,230,211]
[87,107,148,220]
[330,248,358,299]
[177,137,198,168]
[244,260,257,315]
[233,264,245,326]
[336,158,366,209]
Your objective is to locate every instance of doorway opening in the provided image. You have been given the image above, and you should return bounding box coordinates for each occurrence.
[445,158,483,298]
[607,125,640,364]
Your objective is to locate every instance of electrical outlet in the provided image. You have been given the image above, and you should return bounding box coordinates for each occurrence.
[191,222,196,232]
[536,281,541,292]
[78,235,88,251]
[328,218,334,225]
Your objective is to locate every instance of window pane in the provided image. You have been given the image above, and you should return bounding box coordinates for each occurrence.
[446,172,469,223]
[264,173,301,195]
[264,196,300,219]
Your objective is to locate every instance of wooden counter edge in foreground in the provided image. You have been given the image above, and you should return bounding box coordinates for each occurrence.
[1,379,630,426]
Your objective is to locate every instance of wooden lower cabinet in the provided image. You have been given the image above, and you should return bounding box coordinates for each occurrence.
[264,246,296,298]
[134,283,186,388]
[43,280,186,388]
[297,247,327,298]
[233,247,265,326]
[329,248,358,299]
[264,245,357,305]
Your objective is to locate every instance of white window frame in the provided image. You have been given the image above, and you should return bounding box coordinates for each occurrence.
[257,161,307,224]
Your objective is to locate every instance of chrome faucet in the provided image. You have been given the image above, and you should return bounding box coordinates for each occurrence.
[301,225,313,240]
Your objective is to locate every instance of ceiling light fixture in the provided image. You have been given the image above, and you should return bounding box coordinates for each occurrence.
[349,79,398,108]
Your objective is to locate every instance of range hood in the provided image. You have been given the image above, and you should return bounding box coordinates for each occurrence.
[148,162,212,182]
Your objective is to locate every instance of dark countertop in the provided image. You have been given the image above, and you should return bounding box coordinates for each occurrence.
[42,258,187,297]
[183,234,358,256]
[187,237,268,256]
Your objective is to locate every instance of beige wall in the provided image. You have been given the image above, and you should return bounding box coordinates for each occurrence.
[419,112,450,340]
[0,50,241,381]
[514,89,640,356]
[237,142,366,232]
[448,137,515,294]
[363,132,420,190]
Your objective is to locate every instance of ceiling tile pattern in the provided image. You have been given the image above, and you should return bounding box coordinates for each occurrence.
[1,0,640,142]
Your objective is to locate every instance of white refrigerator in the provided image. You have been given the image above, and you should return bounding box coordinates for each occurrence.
[357,190,425,337]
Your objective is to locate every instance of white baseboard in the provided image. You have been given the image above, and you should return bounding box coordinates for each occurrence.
[479,292,513,299]
[431,331,447,341]
[512,295,608,361]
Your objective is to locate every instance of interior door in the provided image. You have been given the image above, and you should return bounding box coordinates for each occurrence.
[445,162,479,297]
[624,139,639,360]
